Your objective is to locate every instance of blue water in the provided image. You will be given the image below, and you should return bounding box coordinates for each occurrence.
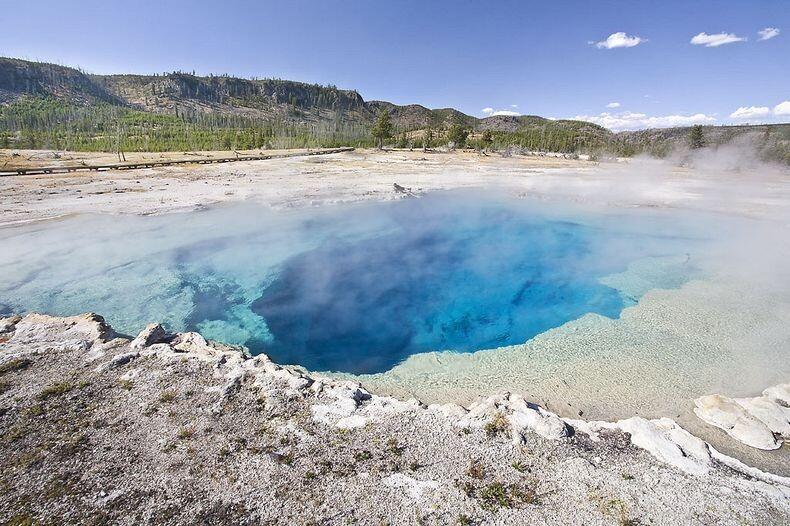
[0,192,704,374]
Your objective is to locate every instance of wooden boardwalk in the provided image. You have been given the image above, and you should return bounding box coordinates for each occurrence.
[0,147,354,176]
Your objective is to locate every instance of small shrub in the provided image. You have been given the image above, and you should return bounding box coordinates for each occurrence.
[0,358,32,376]
[467,460,486,480]
[159,390,177,403]
[37,381,74,400]
[386,438,405,457]
[478,481,541,510]
[484,412,509,438]
[354,450,372,462]
[512,461,529,473]
[277,449,295,465]
[26,404,44,417]
[177,427,195,440]
[118,379,134,390]
[600,498,640,526]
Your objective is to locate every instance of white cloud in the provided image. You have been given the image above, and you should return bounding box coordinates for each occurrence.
[606,102,621,108]
[730,106,771,119]
[594,32,644,49]
[481,107,521,117]
[773,101,790,115]
[574,111,716,131]
[758,27,780,41]
[690,32,747,47]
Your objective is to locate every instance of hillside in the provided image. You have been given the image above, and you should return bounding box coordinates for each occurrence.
[0,57,788,162]
[616,124,790,162]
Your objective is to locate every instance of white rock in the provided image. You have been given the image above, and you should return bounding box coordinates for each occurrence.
[335,414,369,429]
[130,323,167,351]
[382,473,440,500]
[694,395,780,450]
[763,384,790,405]
[616,417,712,476]
[734,397,790,438]
[0,315,21,334]
[428,403,468,419]
[509,407,570,442]
[310,398,359,425]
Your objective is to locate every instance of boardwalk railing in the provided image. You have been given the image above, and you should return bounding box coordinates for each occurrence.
[0,147,355,176]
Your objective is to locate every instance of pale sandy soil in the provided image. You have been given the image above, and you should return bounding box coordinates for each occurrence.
[0,147,329,170]
[0,148,588,225]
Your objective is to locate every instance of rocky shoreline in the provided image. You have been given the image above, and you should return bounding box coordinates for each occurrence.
[1,312,788,525]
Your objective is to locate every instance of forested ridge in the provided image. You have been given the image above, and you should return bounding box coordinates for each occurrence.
[1,57,788,162]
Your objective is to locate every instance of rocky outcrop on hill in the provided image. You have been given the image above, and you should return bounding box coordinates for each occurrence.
[1,312,789,525]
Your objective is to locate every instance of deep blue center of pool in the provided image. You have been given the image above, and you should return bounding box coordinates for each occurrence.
[248,213,624,373]
[0,191,703,374]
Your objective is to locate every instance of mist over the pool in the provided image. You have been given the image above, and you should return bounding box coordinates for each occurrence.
[0,189,723,374]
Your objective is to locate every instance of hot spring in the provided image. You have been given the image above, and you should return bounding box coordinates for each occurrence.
[1,191,706,375]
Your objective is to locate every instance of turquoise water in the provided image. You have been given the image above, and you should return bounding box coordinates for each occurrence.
[0,192,704,374]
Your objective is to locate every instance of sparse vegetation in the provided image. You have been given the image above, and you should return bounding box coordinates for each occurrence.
[36,381,74,400]
[478,481,540,510]
[177,427,195,440]
[0,358,32,375]
[159,390,177,403]
[467,460,486,480]
[484,412,510,438]
[354,450,372,462]
[512,461,529,473]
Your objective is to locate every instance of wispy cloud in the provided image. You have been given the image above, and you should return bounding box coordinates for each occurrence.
[482,107,521,117]
[575,111,715,131]
[730,106,771,119]
[690,32,747,47]
[757,27,780,41]
[775,101,790,116]
[593,32,644,49]
[606,102,621,108]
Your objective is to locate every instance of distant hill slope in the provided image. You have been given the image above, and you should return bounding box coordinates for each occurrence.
[0,57,604,134]
[0,57,121,106]
[0,56,787,162]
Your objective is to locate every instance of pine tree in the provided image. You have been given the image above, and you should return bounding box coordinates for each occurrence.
[447,122,469,149]
[481,129,493,150]
[689,125,705,149]
[423,125,434,152]
[371,109,393,149]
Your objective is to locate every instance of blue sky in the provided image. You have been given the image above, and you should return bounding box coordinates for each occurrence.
[1,0,787,130]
